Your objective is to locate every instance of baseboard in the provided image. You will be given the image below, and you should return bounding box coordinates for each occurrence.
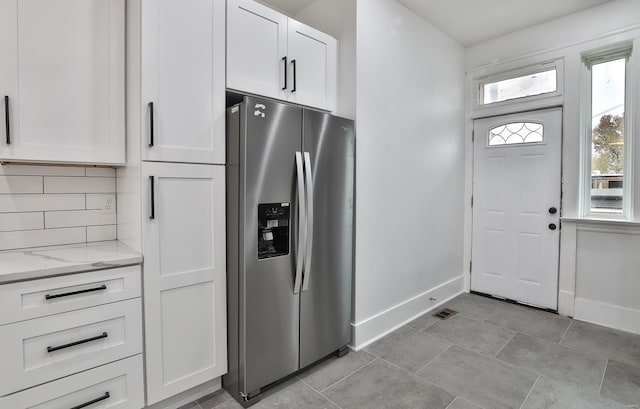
[573,298,640,335]
[558,290,575,317]
[350,276,464,350]
[145,377,222,409]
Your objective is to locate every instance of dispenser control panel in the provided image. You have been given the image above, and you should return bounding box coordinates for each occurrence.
[258,203,290,259]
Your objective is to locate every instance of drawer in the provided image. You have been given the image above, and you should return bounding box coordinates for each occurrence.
[0,265,141,325]
[0,355,144,409]
[0,298,142,396]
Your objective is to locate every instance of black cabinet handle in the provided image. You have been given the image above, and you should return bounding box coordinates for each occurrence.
[69,392,111,409]
[148,102,154,147]
[149,176,155,220]
[282,56,287,90]
[45,285,107,300]
[47,332,108,353]
[549,207,558,214]
[4,95,9,145]
[549,223,557,231]
[291,59,297,93]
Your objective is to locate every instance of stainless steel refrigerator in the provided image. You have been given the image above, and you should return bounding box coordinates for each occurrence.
[224,96,354,406]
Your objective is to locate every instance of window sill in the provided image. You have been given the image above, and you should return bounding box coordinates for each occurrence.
[561,217,640,228]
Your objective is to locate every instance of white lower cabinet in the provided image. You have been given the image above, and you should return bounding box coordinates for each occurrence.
[0,299,142,395]
[141,162,227,404]
[0,265,141,325]
[0,265,144,408]
[0,355,144,409]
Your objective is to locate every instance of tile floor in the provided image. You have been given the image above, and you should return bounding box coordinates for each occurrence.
[182,293,640,409]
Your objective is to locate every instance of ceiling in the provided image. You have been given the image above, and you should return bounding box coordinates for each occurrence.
[396,0,616,46]
[258,0,316,15]
[260,0,615,47]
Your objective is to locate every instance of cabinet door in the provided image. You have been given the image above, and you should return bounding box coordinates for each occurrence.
[0,0,125,165]
[141,162,226,405]
[287,19,337,112]
[141,0,225,164]
[227,0,288,100]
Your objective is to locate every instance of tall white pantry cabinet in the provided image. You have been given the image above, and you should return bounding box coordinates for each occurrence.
[122,0,227,406]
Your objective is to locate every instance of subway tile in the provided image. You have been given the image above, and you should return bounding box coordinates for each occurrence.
[86,194,116,210]
[0,194,85,213]
[0,227,86,251]
[45,210,116,229]
[85,167,116,177]
[44,177,115,194]
[0,176,43,194]
[0,164,84,176]
[0,212,44,232]
[87,225,117,242]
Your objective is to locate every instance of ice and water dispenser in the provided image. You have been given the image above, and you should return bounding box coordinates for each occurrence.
[258,203,290,259]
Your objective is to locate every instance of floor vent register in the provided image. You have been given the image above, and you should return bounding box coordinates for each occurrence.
[432,308,458,320]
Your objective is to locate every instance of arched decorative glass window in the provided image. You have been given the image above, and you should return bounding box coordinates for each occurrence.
[488,122,544,146]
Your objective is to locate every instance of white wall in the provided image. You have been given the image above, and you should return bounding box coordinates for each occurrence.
[575,225,640,333]
[352,0,465,348]
[465,0,640,334]
[295,0,356,120]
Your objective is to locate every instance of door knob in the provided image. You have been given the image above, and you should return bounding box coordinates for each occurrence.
[548,223,557,231]
[549,207,557,214]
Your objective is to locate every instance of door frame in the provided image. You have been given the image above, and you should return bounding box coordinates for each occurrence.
[467,106,564,310]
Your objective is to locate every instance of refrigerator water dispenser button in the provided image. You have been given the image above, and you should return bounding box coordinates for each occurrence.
[258,203,290,259]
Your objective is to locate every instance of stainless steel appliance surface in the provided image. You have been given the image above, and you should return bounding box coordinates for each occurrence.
[224,96,354,406]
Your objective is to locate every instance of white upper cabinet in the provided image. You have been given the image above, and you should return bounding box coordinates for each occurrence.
[227,0,288,102]
[227,0,337,112]
[141,0,225,165]
[0,0,125,165]
[141,162,227,404]
[287,20,337,112]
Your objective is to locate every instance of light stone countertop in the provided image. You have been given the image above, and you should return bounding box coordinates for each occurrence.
[0,241,143,284]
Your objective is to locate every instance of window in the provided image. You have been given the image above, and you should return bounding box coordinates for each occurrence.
[488,122,544,146]
[583,47,632,218]
[483,70,557,104]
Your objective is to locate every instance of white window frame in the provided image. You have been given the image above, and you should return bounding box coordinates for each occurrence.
[474,59,564,114]
[580,44,634,220]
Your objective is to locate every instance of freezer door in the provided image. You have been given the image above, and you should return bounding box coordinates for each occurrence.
[300,111,354,368]
[242,97,303,393]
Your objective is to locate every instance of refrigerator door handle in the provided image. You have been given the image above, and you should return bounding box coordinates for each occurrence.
[302,152,314,291]
[294,152,306,294]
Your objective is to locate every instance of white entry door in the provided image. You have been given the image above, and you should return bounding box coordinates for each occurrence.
[471,107,562,310]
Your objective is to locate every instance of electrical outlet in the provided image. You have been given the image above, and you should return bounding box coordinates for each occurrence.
[102,195,116,214]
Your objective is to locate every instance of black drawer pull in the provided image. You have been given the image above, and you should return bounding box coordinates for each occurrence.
[4,96,9,144]
[149,175,155,219]
[45,285,107,300]
[282,56,287,90]
[70,392,110,409]
[291,59,297,93]
[148,102,154,147]
[47,332,108,353]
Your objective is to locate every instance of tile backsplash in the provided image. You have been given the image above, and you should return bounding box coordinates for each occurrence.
[0,164,117,251]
